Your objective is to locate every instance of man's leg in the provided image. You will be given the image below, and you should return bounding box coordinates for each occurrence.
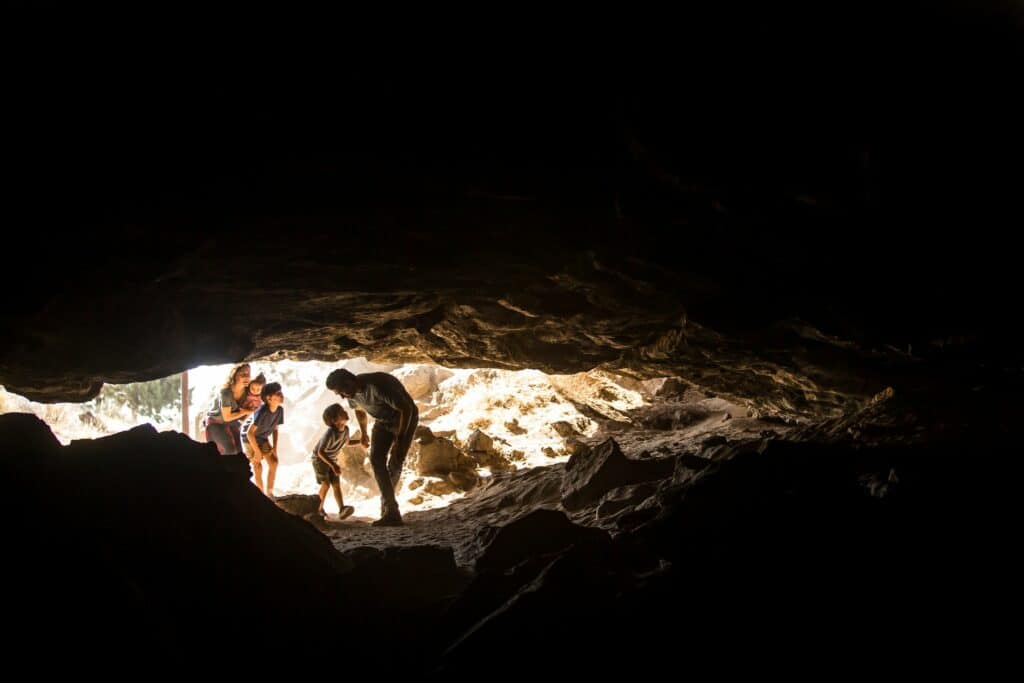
[388,411,419,490]
[368,422,399,518]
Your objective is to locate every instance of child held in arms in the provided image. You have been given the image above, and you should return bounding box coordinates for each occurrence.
[241,372,266,412]
[311,404,356,520]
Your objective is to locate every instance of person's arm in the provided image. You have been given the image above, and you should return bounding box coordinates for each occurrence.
[317,449,340,475]
[382,379,417,436]
[221,390,254,422]
[221,405,253,422]
[317,429,344,474]
[394,405,409,438]
[246,425,259,452]
[394,392,418,437]
[337,426,350,473]
[271,427,279,456]
[274,410,284,455]
[355,409,369,447]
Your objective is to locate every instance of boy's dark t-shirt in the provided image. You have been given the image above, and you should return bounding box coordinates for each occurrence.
[312,426,349,465]
[312,425,349,484]
[241,405,284,446]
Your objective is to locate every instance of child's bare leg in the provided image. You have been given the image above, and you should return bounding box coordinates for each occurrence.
[266,451,278,497]
[331,480,345,510]
[318,482,330,515]
[251,451,264,493]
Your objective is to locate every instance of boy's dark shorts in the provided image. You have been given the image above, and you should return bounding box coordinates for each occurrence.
[313,455,340,484]
[245,441,274,461]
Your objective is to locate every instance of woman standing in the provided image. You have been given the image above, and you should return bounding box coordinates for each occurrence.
[203,363,255,455]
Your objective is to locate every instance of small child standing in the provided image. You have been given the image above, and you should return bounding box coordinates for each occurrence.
[312,404,356,520]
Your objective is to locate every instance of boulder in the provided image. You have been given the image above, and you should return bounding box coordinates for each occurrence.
[465,428,494,453]
[561,438,675,511]
[416,437,466,477]
[470,508,612,572]
[448,470,480,492]
[424,479,458,496]
[274,494,321,519]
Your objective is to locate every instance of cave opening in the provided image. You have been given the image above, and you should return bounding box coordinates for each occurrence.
[1,357,780,521]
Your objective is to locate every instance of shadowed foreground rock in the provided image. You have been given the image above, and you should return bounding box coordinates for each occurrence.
[1,414,353,665]
[560,438,675,510]
[4,402,1019,675]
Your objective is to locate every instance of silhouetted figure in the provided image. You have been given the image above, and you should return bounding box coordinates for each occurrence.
[326,369,417,526]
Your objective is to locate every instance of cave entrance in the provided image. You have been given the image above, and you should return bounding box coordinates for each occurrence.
[4,358,695,519]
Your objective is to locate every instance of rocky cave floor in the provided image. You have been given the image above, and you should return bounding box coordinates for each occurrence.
[5,370,1018,676]
[316,381,779,563]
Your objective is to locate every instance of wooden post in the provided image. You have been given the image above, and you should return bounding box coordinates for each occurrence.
[181,371,190,436]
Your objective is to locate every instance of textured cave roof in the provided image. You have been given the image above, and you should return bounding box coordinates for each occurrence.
[2,2,1021,417]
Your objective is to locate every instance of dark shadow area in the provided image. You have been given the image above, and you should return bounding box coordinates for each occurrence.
[3,385,1020,675]
[2,1,1022,674]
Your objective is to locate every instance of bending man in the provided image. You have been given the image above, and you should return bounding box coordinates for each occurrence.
[326,368,418,526]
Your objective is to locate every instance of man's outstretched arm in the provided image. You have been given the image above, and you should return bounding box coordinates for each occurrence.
[355,408,370,447]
